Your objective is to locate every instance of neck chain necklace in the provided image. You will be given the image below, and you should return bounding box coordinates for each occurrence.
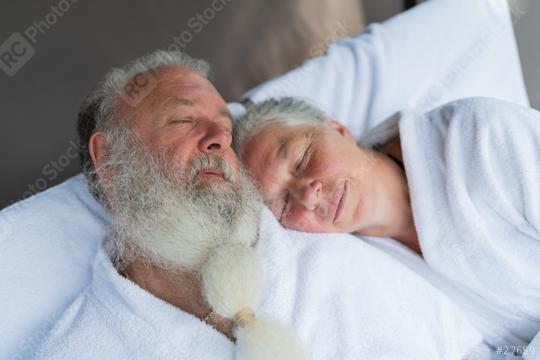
[203,309,214,323]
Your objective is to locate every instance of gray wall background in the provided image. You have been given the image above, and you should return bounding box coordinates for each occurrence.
[1,0,538,209]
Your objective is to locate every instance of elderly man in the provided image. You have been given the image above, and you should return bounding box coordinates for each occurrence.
[33,50,486,359]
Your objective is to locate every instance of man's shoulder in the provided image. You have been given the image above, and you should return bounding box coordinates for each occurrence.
[32,289,129,360]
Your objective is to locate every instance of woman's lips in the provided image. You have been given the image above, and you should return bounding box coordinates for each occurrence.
[333,181,347,224]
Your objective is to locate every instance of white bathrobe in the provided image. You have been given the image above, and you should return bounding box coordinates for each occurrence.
[365,97,540,350]
[33,207,486,360]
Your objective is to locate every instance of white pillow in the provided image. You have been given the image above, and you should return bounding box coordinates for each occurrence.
[243,0,529,137]
[0,0,529,357]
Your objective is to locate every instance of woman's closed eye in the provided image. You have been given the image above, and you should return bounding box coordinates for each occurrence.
[279,191,290,223]
[294,144,313,176]
[279,143,314,222]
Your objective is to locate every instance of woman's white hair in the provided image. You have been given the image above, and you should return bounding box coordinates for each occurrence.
[233,97,331,157]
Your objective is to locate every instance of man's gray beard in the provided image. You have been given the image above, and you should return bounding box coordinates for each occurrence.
[98,126,262,272]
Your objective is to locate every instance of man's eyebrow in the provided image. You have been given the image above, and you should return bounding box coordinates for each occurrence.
[158,99,232,125]
[158,97,196,112]
[218,107,233,125]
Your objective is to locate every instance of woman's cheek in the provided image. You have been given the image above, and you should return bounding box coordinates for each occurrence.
[312,155,343,176]
[284,211,326,232]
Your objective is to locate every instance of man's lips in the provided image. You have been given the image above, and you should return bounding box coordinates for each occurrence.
[196,169,225,179]
[332,181,347,224]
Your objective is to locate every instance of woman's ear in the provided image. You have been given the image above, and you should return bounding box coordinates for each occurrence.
[88,132,108,172]
[328,119,356,144]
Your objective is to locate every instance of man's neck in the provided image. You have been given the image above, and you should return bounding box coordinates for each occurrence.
[122,259,236,340]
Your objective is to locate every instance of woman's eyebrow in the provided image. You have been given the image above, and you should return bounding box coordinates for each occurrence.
[277,131,310,160]
[277,139,293,160]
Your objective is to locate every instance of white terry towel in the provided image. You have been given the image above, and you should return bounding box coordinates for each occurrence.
[34,208,485,360]
[398,97,540,348]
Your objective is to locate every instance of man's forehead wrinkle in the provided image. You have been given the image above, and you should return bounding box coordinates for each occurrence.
[149,84,202,111]
[156,68,214,95]
[150,81,221,111]
[157,97,196,113]
[129,68,226,126]
[152,72,206,98]
[153,65,201,82]
[154,97,231,125]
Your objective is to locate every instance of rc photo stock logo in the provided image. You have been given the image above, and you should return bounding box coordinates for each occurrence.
[0,0,79,77]
[0,33,35,77]
[118,69,159,107]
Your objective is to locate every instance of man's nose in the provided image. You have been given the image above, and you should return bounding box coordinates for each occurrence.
[294,180,322,211]
[197,120,232,155]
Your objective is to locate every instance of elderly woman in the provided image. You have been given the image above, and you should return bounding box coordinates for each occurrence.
[233,96,540,351]
[235,98,419,252]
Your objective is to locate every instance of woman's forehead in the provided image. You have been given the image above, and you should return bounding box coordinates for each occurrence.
[266,123,315,148]
[245,125,318,174]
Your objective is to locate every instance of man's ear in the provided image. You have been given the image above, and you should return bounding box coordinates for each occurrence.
[88,132,108,172]
[328,119,356,144]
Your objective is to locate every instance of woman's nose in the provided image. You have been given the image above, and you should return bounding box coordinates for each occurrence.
[294,180,322,211]
[197,120,232,155]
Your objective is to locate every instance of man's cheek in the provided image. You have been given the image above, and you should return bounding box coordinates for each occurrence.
[226,153,240,173]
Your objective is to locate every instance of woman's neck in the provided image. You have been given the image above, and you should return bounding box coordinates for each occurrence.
[363,136,422,256]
